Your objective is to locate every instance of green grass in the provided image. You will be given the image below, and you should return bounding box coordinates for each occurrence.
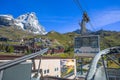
[44,52,74,58]
[108,60,120,68]
[0,26,120,55]
[0,26,36,40]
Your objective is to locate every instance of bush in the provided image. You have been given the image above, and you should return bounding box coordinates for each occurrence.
[26,49,32,54]
[5,45,14,53]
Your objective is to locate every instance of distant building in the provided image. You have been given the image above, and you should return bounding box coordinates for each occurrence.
[47,46,64,54]
[27,57,76,79]
[0,55,76,79]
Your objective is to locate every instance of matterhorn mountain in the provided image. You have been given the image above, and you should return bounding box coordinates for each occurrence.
[0,12,47,35]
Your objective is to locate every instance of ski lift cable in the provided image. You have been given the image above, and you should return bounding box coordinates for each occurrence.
[89,21,96,31]
[73,0,84,13]
[73,0,96,31]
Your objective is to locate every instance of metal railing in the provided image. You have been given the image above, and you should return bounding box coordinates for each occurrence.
[86,46,120,80]
[0,48,48,71]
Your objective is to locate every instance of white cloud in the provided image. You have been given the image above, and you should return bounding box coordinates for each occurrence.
[90,9,120,28]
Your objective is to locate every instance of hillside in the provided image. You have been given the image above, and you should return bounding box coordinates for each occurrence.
[0,26,37,40]
[0,26,120,51]
[93,30,120,50]
[72,29,120,50]
[44,31,73,48]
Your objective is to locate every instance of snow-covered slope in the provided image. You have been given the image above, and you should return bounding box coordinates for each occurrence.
[0,15,14,26]
[0,12,47,35]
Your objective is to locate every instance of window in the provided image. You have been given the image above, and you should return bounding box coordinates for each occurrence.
[56,68,59,71]
[44,70,46,74]
[55,68,56,71]
[47,69,49,73]
[55,67,59,71]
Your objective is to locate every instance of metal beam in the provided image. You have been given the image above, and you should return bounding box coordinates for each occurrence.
[0,48,48,71]
[101,55,109,80]
[106,55,120,66]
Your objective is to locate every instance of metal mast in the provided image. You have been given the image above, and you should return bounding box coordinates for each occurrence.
[79,12,90,35]
[74,0,92,35]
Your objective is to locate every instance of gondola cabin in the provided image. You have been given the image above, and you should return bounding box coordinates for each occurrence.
[74,35,100,56]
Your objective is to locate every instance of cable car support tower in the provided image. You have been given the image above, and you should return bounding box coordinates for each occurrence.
[74,1,120,80]
[73,0,100,78]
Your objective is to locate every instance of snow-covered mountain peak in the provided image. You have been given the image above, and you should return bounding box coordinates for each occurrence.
[0,12,47,35]
[0,15,13,20]
[0,14,14,26]
[15,12,47,35]
[17,12,36,21]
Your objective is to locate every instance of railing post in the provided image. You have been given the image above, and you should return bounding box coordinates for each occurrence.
[31,58,36,71]
[101,55,109,80]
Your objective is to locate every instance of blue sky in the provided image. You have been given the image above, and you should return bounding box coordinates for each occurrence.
[0,0,120,33]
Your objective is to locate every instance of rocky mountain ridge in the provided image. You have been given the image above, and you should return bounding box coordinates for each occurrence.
[0,12,47,35]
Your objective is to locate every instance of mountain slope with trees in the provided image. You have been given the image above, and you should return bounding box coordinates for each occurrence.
[0,26,120,53]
